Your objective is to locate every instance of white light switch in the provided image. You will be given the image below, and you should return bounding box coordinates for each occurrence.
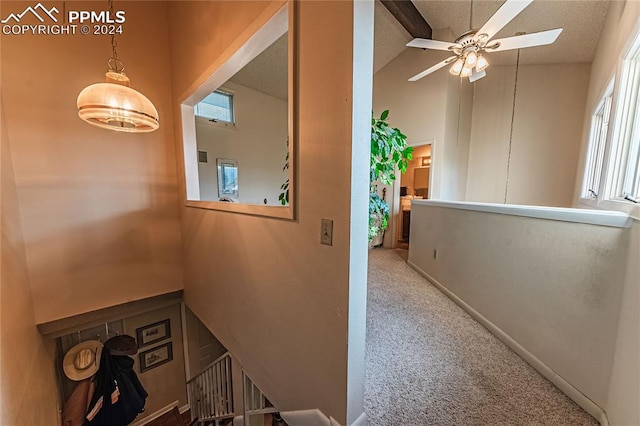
[321,219,333,246]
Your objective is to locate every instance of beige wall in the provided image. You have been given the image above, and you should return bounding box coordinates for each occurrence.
[580,4,640,424]
[408,202,630,414]
[575,0,640,205]
[0,1,183,323]
[373,45,448,200]
[605,221,640,426]
[1,103,60,425]
[185,305,227,379]
[196,81,288,205]
[168,2,368,424]
[443,69,472,200]
[124,303,187,421]
[466,63,590,207]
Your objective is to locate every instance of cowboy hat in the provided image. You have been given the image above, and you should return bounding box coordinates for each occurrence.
[63,340,103,381]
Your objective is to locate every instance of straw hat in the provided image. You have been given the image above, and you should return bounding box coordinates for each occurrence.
[63,340,103,381]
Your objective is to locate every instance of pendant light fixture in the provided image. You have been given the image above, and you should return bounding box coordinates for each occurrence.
[77,0,159,133]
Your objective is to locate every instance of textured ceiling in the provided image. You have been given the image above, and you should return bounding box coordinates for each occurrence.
[374,1,413,72]
[229,33,288,100]
[225,0,612,97]
[411,0,611,65]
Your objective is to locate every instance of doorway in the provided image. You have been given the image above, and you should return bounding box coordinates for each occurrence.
[388,141,433,249]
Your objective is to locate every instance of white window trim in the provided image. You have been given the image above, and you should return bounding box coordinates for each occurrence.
[595,21,640,220]
[606,54,639,201]
[195,115,238,130]
[194,87,237,129]
[580,78,614,207]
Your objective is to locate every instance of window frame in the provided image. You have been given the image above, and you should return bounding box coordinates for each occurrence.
[604,28,640,206]
[580,78,614,206]
[194,88,236,128]
[177,2,294,220]
[589,22,640,218]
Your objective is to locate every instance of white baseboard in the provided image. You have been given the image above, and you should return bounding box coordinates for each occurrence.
[280,409,332,426]
[407,260,608,425]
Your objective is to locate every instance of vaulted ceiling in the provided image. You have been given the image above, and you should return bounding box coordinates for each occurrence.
[374,0,612,71]
[223,0,613,96]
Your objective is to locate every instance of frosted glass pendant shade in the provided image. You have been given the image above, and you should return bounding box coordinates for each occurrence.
[476,55,489,72]
[449,58,464,76]
[77,72,159,133]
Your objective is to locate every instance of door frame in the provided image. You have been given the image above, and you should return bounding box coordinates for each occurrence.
[384,139,435,249]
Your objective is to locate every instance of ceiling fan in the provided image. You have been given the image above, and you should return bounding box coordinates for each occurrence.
[406,0,563,82]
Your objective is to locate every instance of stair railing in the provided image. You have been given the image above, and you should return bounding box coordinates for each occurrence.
[187,352,234,425]
[242,370,278,420]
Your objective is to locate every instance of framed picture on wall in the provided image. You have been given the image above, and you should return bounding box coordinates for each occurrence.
[136,319,171,348]
[139,342,173,373]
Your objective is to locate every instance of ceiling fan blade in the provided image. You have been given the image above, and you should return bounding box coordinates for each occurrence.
[488,28,563,51]
[408,56,457,81]
[475,0,534,42]
[407,38,460,51]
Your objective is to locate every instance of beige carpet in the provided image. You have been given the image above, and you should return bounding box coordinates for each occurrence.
[364,248,599,426]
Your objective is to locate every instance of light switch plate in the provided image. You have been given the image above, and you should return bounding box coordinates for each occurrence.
[321,219,333,246]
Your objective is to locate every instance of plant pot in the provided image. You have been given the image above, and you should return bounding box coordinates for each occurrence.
[369,230,384,249]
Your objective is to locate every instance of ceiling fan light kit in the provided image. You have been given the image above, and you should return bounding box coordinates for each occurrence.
[449,58,465,75]
[476,55,489,72]
[406,0,563,82]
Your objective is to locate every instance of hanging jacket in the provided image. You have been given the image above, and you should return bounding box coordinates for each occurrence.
[62,377,96,426]
[85,349,148,425]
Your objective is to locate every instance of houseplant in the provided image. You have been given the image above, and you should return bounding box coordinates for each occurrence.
[369,110,413,244]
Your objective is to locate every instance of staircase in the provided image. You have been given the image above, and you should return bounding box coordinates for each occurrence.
[185,343,338,426]
[242,370,278,419]
[187,352,234,425]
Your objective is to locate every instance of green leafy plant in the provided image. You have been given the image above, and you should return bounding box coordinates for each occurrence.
[369,110,413,242]
[278,139,289,205]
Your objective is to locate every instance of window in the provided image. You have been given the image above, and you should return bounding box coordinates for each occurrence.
[607,32,640,203]
[195,89,234,123]
[582,80,613,199]
[216,158,238,199]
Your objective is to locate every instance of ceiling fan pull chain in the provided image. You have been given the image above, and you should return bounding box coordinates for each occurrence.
[457,77,463,145]
[504,48,520,204]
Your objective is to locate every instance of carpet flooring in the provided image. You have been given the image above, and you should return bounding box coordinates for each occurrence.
[364,248,599,426]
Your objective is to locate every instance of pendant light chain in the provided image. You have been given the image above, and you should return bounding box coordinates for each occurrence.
[107,0,124,73]
[456,77,463,145]
[504,48,520,204]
